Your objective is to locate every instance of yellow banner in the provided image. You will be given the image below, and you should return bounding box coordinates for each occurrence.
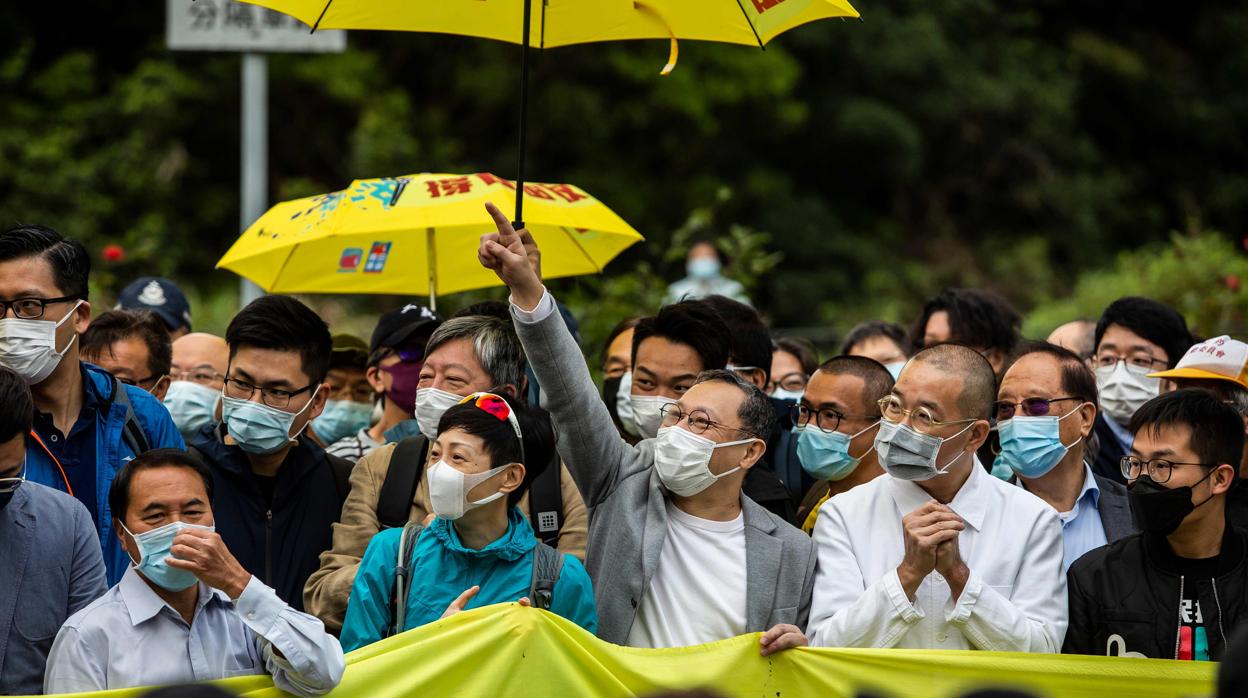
[51,603,1215,698]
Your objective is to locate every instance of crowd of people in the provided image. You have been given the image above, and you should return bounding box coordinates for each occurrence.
[1,210,1246,696]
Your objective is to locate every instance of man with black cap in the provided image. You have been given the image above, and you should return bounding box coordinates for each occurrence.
[326,304,440,462]
[116,277,193,340]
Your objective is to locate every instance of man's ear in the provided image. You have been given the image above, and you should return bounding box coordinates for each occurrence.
[1078,401,1098,439]
[306,382,330,421]
[1212,463,1237,496]
[73,300,92,334]
[738,439,767,472]
[366,365,387,393]
[966,420,992,453]
[153,376,171,401]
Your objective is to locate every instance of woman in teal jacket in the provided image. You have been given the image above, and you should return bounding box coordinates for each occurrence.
[340,393,596,651]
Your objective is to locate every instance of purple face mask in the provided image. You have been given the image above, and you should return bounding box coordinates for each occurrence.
[381,361,423,414]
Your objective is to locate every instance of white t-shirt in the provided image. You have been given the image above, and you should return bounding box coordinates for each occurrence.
[625,500,747,648]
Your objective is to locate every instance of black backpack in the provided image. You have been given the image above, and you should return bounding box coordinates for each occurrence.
[376,435,566,547]
[389,520,563,636]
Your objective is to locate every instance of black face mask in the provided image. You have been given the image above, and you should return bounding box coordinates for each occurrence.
[1127,471,1216,536]
[603,376,623,424]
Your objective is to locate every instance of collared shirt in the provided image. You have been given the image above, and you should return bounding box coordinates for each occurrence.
[1017,464,1107,572]
[1104,416,1134,455]
[44,568,344,696]
[808,458,1068,652]
[326,428,384,463]
[32,364,103,521]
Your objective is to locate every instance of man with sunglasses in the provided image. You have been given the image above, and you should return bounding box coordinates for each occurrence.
[479,203,814,656]
[0,224,183,586]
[807,343,1067,652]
[188,296,352,610]
[994,342,1136,571]
[1065,389,1247,661]
[0,365,107,695]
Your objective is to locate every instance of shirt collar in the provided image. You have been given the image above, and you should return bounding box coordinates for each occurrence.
[887,454,989,531]
[118,566,228,626]
[1077,463,1101,508]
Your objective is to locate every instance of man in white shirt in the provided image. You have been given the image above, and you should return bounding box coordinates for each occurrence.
[807,343,1067,652]
[44,449,344,695]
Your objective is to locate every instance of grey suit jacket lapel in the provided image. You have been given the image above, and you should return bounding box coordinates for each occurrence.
[743,497,780,631]
[641,474,669,586]
[0,489,34,669]
[1095,475,1135,542]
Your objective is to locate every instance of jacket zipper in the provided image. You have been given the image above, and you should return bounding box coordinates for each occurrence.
[1212,578,1228,658]
[265,509,273,585]
[1173,575,1184,660]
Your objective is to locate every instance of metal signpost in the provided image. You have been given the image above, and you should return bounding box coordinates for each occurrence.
[167,0,346,306]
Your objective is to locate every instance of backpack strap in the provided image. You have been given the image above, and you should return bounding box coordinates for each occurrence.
[528,542,564,611]
[111,376,151,456]
[326,453,353,503]
[377,435,428,529]
[527,450,564,547]
[391,521,425,637]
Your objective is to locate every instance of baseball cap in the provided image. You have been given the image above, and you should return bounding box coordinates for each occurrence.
[330,334,370,369]
[1150,335,1248,390]
[369,304,441,356]
[117,277,192,333]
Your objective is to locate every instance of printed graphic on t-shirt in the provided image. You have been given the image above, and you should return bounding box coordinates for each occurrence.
[1178,599,1210,661]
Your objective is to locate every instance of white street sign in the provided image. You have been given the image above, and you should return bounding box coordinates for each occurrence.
[167,0,346,53]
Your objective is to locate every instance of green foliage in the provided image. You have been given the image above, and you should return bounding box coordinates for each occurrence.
[1024,232,1248,341]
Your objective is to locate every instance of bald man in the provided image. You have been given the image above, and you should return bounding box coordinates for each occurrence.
[807,344,1067,653]
[163,333,228,440]
[1047,321,1096,360]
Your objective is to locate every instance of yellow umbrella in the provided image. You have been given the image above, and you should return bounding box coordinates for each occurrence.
[216,172,642,309]
[242,0,860,227]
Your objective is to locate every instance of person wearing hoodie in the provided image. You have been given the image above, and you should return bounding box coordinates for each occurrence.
[339,393,596,650]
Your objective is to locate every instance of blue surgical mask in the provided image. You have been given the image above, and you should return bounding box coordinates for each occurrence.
[163,381,221,440]
[313,399,373,445]
[796,421,879,481]
[994,411,1083,479]
[687,257,721,280]
[120,520,215,591]
[884,361,906,380]
[222,386,320,455]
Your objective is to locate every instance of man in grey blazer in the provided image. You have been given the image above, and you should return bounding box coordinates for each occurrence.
[994,342,1136,571]
[479,203,814,655]
[0,366,107,695]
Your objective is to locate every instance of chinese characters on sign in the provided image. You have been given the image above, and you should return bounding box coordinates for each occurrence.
[420,173,589,204]
[167,0,346,53]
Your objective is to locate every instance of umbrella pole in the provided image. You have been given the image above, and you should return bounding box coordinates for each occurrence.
[427,227,437,313]
[513,0,532,230]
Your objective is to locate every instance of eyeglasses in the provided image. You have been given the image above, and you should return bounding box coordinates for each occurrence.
[877,395,977,435]
[1091,353,1167,371]
[660,403,759,439]
[768,372,809,394]
[223,376,318,409]
[0,459,26,495]
[0,296,79,320]
[1120,456,1212,484]
[118,374,163,389]
[172,368,225,388]
[994,397,1080,422]
[791,403,878,433]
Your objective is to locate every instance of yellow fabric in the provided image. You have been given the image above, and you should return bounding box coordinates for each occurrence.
[46,603,1215,698]
[241,0,860,50]
[216,173,643,296]
[802,490,831,533]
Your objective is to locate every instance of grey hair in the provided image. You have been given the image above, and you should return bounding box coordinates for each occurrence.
[425,315,527,390]
[695,369,776,439]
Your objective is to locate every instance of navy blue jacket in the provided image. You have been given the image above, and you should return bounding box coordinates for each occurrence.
[191,425,346,611]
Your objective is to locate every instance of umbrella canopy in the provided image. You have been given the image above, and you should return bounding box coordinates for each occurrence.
[243,0,860,49]
[217,172,642,304]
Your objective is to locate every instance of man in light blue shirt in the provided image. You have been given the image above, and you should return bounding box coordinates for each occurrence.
[994,342,1135,570]
[44,449,344,695]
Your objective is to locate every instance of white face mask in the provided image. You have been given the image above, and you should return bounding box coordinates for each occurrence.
[770,387,805,402]
[653,425,758,497]
[631,394,677,439]
[874,419,975,482]
[1095,362,1161,426]
[0,300,82,385]
[416,387,465,440]
[427,459,513,520]
[615,371,643,438]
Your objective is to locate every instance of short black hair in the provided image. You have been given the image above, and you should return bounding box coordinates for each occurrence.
[912,343,997,420]
[774,337,819,376]
[1129,389,1244,469]
[1094,297,1193,369]
[0,224,91,300]
[698,295,772,383]
[109,448,215,523]
[81,309,172,379]
[225,296,332,384]
[0,366,33,444]
[436,393,557,507]
[817,355,895,413]
[693,369,776,439]
[910,288,1020,356]
[1009,341,1098,407]
[601,316,643,370]
[841,320,909,357]
[632,300,731,373]
[452,300,511,321]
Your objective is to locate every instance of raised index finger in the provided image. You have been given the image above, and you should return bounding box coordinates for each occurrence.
[484,202,518,243]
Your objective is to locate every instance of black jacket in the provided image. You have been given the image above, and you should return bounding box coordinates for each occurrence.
[1064,524,1248,660]
[1090,413,1129,485]
[191,425,349,611]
